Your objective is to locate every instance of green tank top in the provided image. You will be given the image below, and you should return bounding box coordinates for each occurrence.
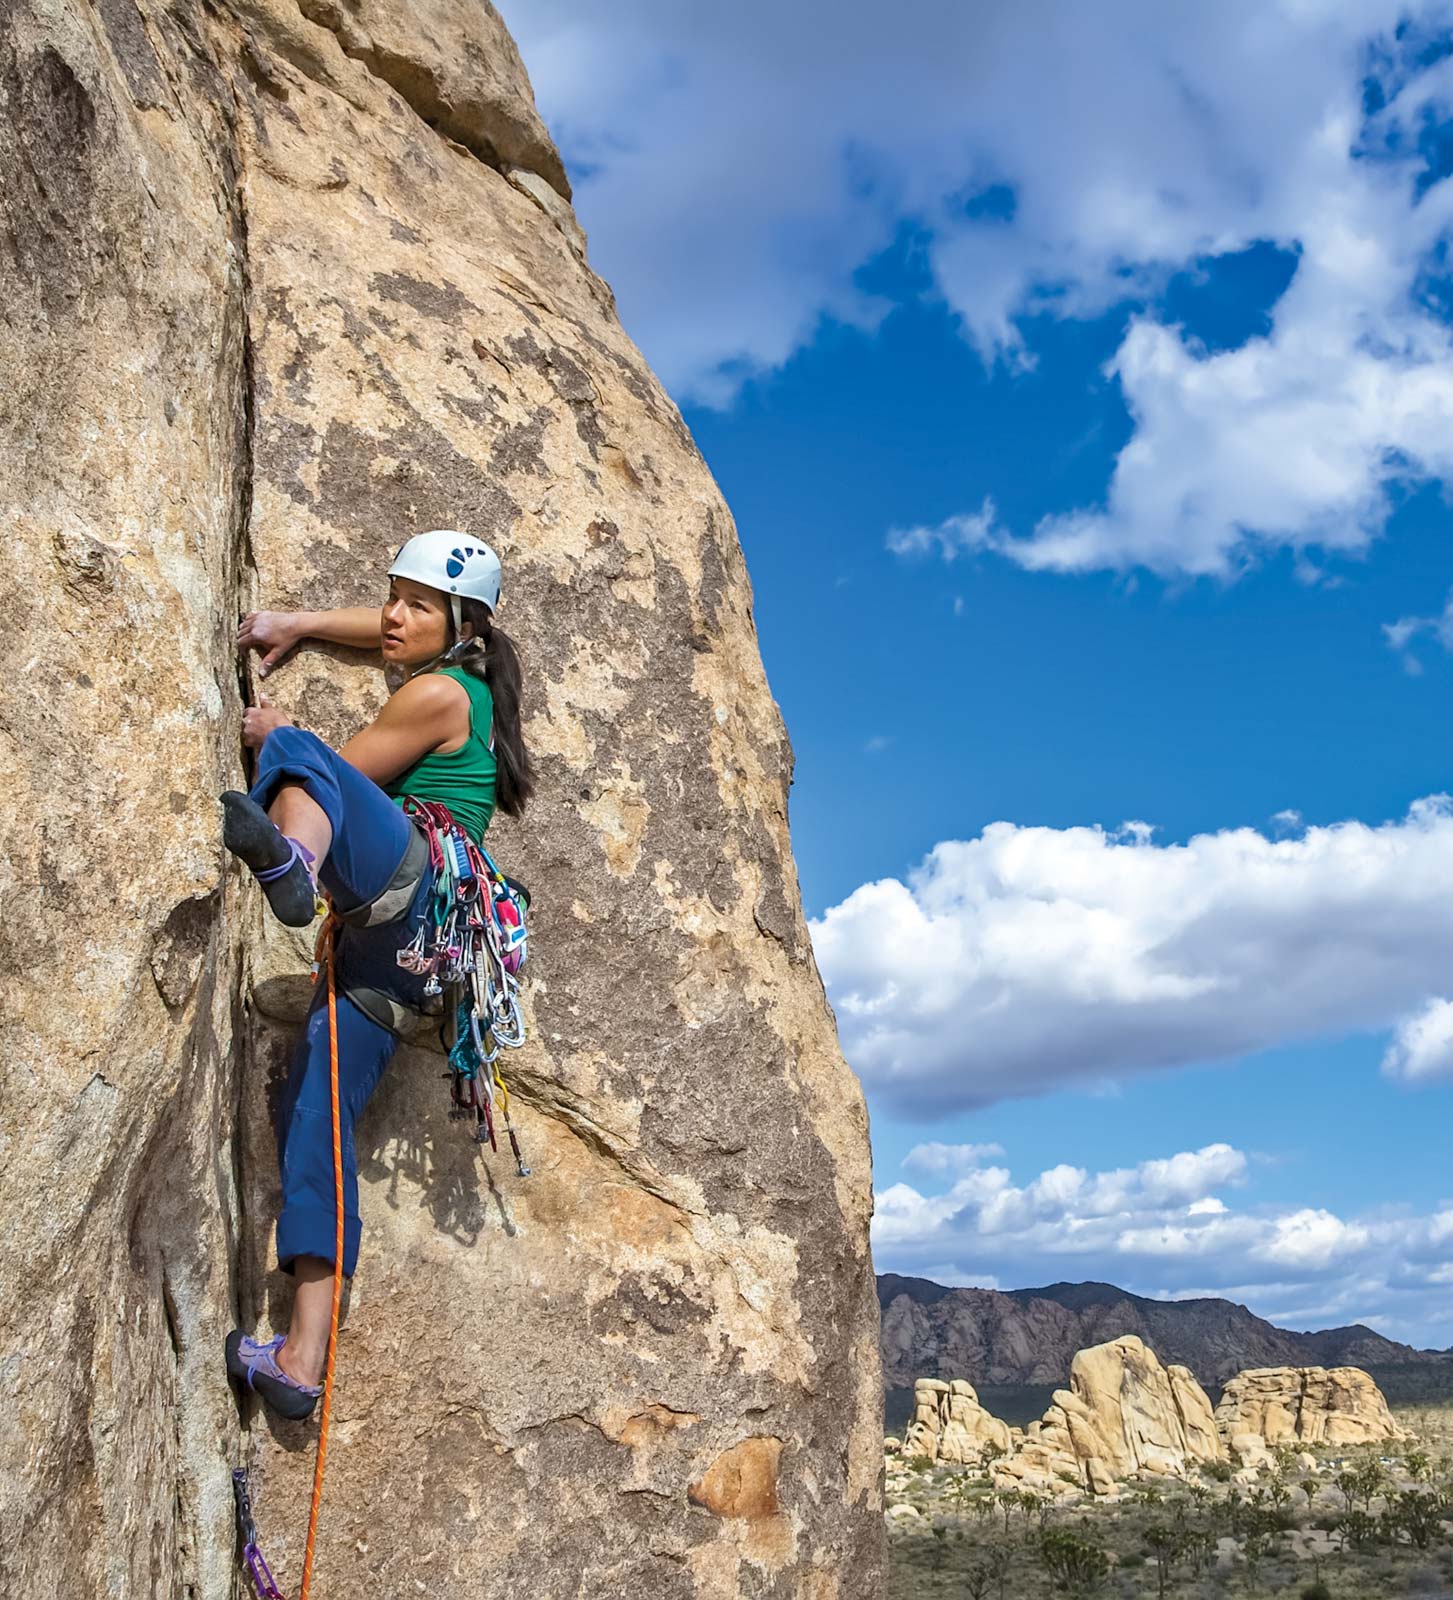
[384,667,497,843]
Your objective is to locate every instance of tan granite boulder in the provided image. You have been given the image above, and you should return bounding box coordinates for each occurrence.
[1020,1336,1226,1493]
[903,1376,1012,1464]
[1215,1366,1407,1448]
[1228,1431,1275,1469]
[0,2,882,1594]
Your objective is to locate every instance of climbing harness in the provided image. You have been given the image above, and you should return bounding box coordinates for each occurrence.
[232,1468,285,1600]
[395,797,531,1173]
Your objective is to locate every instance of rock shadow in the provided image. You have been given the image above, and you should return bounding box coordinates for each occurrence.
[248,1021,515,1380]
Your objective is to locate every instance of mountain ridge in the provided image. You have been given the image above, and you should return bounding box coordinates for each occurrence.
[879,1272,1451,1390]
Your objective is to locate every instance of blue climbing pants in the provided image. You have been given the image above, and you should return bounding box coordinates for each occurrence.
[250,726,433,1276]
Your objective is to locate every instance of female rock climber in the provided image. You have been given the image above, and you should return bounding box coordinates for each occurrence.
[221,529,534,1421]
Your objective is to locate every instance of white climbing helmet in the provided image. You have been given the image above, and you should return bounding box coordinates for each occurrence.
[388,529,502,635]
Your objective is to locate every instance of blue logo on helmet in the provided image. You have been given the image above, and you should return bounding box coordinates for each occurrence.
[445,545,477,579]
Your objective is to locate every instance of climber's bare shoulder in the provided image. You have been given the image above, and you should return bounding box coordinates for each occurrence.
[339,673,470,784]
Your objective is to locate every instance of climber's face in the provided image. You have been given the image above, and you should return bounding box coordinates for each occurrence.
[381,577,451,667]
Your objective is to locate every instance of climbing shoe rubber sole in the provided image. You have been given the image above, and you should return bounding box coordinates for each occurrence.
[221,791,318,928]
[225,1329,321,1422]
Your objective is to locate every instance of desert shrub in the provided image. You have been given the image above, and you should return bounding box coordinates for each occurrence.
[1180,1527,1216,1578]
[1038,1527,1111,1596]
[1336,1507,1381,1551]
[1298,1583,1332,1600]
[928,1524,949,1570]
[1142,1524,1187,1600]
[1386,1487,1449,1549]
[1201,1459,1234,1483]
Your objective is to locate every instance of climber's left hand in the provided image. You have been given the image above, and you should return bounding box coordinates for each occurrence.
[241,692,293,750]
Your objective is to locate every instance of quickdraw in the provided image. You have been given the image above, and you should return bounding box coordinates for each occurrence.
[232,1468,286,1600]
[396,798,531,1174]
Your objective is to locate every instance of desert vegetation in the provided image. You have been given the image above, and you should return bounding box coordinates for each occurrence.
[886,1398,1453,1598]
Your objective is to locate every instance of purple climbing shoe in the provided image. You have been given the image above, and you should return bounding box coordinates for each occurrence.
[226,1330,322,1421]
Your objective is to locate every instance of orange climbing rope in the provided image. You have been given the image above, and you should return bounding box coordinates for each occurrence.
[299,906,345,1600]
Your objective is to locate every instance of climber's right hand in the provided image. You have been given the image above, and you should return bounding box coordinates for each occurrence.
[237,610,305,678]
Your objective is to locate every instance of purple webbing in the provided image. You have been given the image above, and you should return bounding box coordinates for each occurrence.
[254,836,317,884]
[245,1542,287,1600]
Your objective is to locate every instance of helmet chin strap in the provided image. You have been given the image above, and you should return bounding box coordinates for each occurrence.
[450,595,463,638]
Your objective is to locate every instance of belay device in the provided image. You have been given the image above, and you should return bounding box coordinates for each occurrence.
[396,797,532,1173]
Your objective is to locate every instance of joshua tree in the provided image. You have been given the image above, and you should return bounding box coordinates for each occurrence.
[964,1561,993,1600]
[1387,1487,1447,1549]
[1181,1525,1215,1579]
[995,1488,1018,1536]
[1349,1451,1387,1513]
[1335,1507,1379,1553]
[984,1535,1014,1600]
[1142,1523,1181,1600]
[946,1469,978,1518]
[1333,1469,1359,1515]
[1039,1527,1110,1597]
[1017,1489,1049,1533]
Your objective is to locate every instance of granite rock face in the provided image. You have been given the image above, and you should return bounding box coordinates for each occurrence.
[0,3,882,1595]
[1215,1366,1407,1449]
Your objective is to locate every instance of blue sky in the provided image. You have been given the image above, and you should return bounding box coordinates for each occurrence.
[504,1,1453,1347]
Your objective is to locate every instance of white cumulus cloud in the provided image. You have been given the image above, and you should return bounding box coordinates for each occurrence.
[812,797,1453,1113]
[901,1141,1005,1175]
[508,0,1453,578]
[876,1142,1453,1345]
[1382,997,1453,1083]
[886,498,998,561]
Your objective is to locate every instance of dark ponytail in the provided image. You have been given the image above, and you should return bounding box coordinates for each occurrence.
[454,596,534,817]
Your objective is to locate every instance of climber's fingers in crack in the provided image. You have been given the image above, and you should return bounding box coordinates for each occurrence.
[238,610,301,677]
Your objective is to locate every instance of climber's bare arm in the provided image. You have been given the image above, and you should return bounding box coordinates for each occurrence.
[338,673,470,786]
[238,606,383,677]
[240,671,468,776]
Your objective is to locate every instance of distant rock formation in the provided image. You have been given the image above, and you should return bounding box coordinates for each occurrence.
[879,1273,1444,1389]
[1216,1366,1408,1449]
[893,1339,1409,1496]
[997,1336,1225,1496]
[903,1378,1012,1464]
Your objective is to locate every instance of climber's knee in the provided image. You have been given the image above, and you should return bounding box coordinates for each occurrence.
[259,723,322,763]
